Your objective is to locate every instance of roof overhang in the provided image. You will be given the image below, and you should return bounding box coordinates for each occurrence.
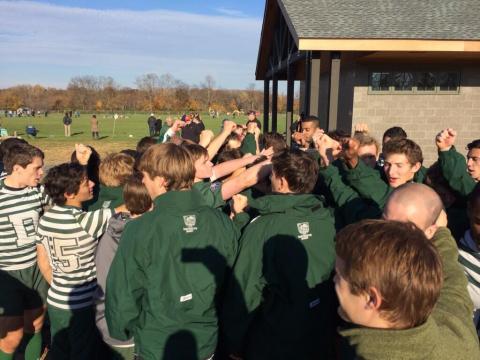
[298,38,480,52]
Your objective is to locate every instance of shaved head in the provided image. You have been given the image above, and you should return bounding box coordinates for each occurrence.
[383,183,443,234]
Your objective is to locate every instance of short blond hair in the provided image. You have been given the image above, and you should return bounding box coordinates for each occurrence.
[138,143,195,191]
[99,153,135,187]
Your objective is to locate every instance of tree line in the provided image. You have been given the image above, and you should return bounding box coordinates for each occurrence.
[0,74,296,114]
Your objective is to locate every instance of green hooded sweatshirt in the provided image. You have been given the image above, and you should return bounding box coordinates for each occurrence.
[192,180,225,209]
[318,164,382,227]
[339,227,480,360]
[222,194,337,359]
[438,146,477,197]
[240,133,256,155]
[105,190,239,360]
[87,185,124,211]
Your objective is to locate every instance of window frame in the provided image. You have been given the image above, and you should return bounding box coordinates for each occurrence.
[368,70,461,95]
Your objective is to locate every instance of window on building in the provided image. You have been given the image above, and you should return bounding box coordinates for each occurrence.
[369,71,460,94]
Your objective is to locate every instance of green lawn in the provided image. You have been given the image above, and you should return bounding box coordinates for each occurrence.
[0,112,287,165]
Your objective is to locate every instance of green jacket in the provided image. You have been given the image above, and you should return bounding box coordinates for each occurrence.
[192,180,225,209]
[439,147,476,197]
[87,185,124,211]
[318,164,382,227]
[240,133,256,155]
[340,227,480,359]
[345,160,426,210]
[105,190,239,360]
[222,194,337,359]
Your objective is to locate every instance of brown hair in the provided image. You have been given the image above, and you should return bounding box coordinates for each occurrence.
[262,132,287,153]
[3,143,44,174]
[354,133,380,155]
[99,153,135,187]
[271,149,319,193]
[123,174,152,215]
[336,219,442,328]
[216,148,243,164]
[136,136,157,155]
[383,138,423,165]
[182,143,208,162]
[138,143,195,191]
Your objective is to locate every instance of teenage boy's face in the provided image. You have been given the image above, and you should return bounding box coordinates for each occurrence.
[467,148,480,181]
[194,155,213,179]
[334,257,371,326]
[16,156,44,187]
[301,121,317,143]
[383,153,419,188]
[75,177,95,202]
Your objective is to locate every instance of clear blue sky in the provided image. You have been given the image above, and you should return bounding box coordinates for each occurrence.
[0,0,266,89]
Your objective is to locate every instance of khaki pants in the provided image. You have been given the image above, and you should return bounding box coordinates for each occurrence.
[64,124,71,136]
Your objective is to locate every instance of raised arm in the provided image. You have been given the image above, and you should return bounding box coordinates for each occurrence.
[206,121,237,159]
[221,160,272,201]
[436,128,476,196]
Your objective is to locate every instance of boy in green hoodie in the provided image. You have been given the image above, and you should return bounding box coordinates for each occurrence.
[436,128,479,196]
[222,149,336,360]
[336,183,480,359]
[105,143,240,360]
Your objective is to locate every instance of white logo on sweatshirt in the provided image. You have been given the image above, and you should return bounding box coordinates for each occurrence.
[297,222,312,240]
[183,215,197,233]
[180,293,193,302]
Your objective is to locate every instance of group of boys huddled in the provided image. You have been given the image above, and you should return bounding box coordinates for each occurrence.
[0,110,480,360]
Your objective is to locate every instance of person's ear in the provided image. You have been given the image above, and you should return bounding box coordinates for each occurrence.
[366,287,383,311]
[12,164,23,174]
[154,176,168,190]
[411,162,421,173]
[279,176,289,192]
[424,224,438,240]
[64,192,76,200]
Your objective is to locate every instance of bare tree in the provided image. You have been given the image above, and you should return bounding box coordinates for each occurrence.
[201,75,216,108]
[135,73,160,111]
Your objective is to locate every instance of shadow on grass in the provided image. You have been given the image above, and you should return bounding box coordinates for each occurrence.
[97,136,109,140]
[71,132,84,136]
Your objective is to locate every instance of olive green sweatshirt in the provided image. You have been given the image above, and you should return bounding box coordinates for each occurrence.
[105,190,239,360]
[222,194,337,359]
[340,227,480,359]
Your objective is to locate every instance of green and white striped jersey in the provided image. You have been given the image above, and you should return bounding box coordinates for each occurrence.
[0,179,50,270]
[36,205,113,310]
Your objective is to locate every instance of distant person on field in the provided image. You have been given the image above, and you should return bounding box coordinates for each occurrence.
[90,114,99,140]
[147,113,157,137]
[181,114,205,143]
[63,112,72,137]
[246,110,262,130]
[157,117,174,143]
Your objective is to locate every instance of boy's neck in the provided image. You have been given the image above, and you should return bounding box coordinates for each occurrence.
[65,199,82,208]
[4,175,27,189]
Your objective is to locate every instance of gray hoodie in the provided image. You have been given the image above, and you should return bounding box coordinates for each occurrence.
[94,212,134,347]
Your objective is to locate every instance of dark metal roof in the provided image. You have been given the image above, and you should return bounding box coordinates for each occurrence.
[279,0,480,41]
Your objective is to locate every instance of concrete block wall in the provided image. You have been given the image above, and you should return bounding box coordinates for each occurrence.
[351,66,480,166]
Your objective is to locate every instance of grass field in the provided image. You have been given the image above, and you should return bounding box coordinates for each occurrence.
[0,112,287,166]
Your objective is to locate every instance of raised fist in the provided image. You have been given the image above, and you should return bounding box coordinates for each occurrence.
[354,123,369,134]
[223,120,237,133]
[435,128,457,151]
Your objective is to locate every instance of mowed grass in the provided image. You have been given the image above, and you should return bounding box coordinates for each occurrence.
[0,112,287,166]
